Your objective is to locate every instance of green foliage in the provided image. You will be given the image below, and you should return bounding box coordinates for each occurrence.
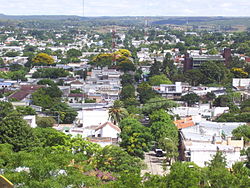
[184,69,205,86]
[200,61,229,85]
[0,102,39,151]
[232,125,250,142]
[205,151,236,188]
[33,128,70,147]
[5,51,20,57]
[241,99,250,112]
[32,68,69,79]
[148,74,172,86]
[149,109,179,161]
[120,84,135,100]
[149,60,162,76]
[108,100,128,125]
[137,82,157,104]
[206,92,216,101]
[50,103,77,124]
[143,97,178,115]
[16,106,36,115]
[232,162,250,187]
[66,48,82,58]
[37,79,56,86]
[120,73,135,86]
[119,117,152,158]
[95,145,142,174]
[149,109,173,124]
[166,162,201,188]
[36,116,56,128]
[181,93,200,106]
[216,112,250,122]
[117,58,135,72]
[91,53,113,68]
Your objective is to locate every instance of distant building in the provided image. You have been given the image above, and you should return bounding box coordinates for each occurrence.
[232,78,250,90]
[183,48,231,71]
[152,82,190,99]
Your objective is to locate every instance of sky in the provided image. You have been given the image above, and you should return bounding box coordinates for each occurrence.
[0,0,250,17]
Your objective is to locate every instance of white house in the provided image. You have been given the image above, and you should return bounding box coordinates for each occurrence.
[180,121,246,168]
[94,122,121,139]
[23,115,37,128]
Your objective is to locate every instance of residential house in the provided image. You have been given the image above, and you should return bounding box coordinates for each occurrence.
[179,121,245,167]
[153,82,190,99]
[68,93,84,103]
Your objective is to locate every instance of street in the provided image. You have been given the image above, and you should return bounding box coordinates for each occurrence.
[141,151,169,176]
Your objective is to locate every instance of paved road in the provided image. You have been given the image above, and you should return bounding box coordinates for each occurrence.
[142,151,169,176]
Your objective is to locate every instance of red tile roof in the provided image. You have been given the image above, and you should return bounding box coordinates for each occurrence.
[68,93,84,98]
[95,122,121,132]
[245,57,250,63]
[70,80,83,85]
[174,117,195,129]
[9,85,44,101]
[9,91,30,101]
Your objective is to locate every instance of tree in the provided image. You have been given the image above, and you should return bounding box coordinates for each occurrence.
[148,74,172,86]
[184,69,204,86]
[149,60,162,76]
[206,92,216,101]
[0,57,5,67]
[31,89,55,109]
[199,61,228,85]
[36,117,56,128]
[16,106,36,115]
[117,58,135,72]
[181,93,200,106]
[95,145,142,174]
[108,100,128,125]
[66,48,82,58]
[5,51,20,57]
[206,151,236,188]
[137,82,157,104]
[142,97,177,115]
[37,79,56,86]
[33,128,70,147]
[119,117,152,159]
[231,68,248,78]
[232,125,250,142]
[149,109,179,162]
[32,53,55,66]
[213,95,231,107]
[120,73,135,86]
[166,162,201,188]
[114,49,132,57]
[120,84,135,100]
[241,99,250,112]
[32,68,69,79]
[91,53,113,68]
[0,111,39,151]
[50,103,77,124]
[232,162,250,187]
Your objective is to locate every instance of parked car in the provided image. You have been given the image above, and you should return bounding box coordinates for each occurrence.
[155,149,163,157]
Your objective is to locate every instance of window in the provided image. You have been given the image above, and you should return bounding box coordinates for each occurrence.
[168,86,176,92]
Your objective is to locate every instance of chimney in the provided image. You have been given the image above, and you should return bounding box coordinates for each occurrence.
[223,48,232,65]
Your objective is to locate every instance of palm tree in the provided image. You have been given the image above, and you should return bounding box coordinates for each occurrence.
[108,100,128,125]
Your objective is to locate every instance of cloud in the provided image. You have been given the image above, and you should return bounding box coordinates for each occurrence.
[0,0,249,16]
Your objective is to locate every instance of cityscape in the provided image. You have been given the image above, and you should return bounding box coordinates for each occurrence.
[0,0,250,187]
